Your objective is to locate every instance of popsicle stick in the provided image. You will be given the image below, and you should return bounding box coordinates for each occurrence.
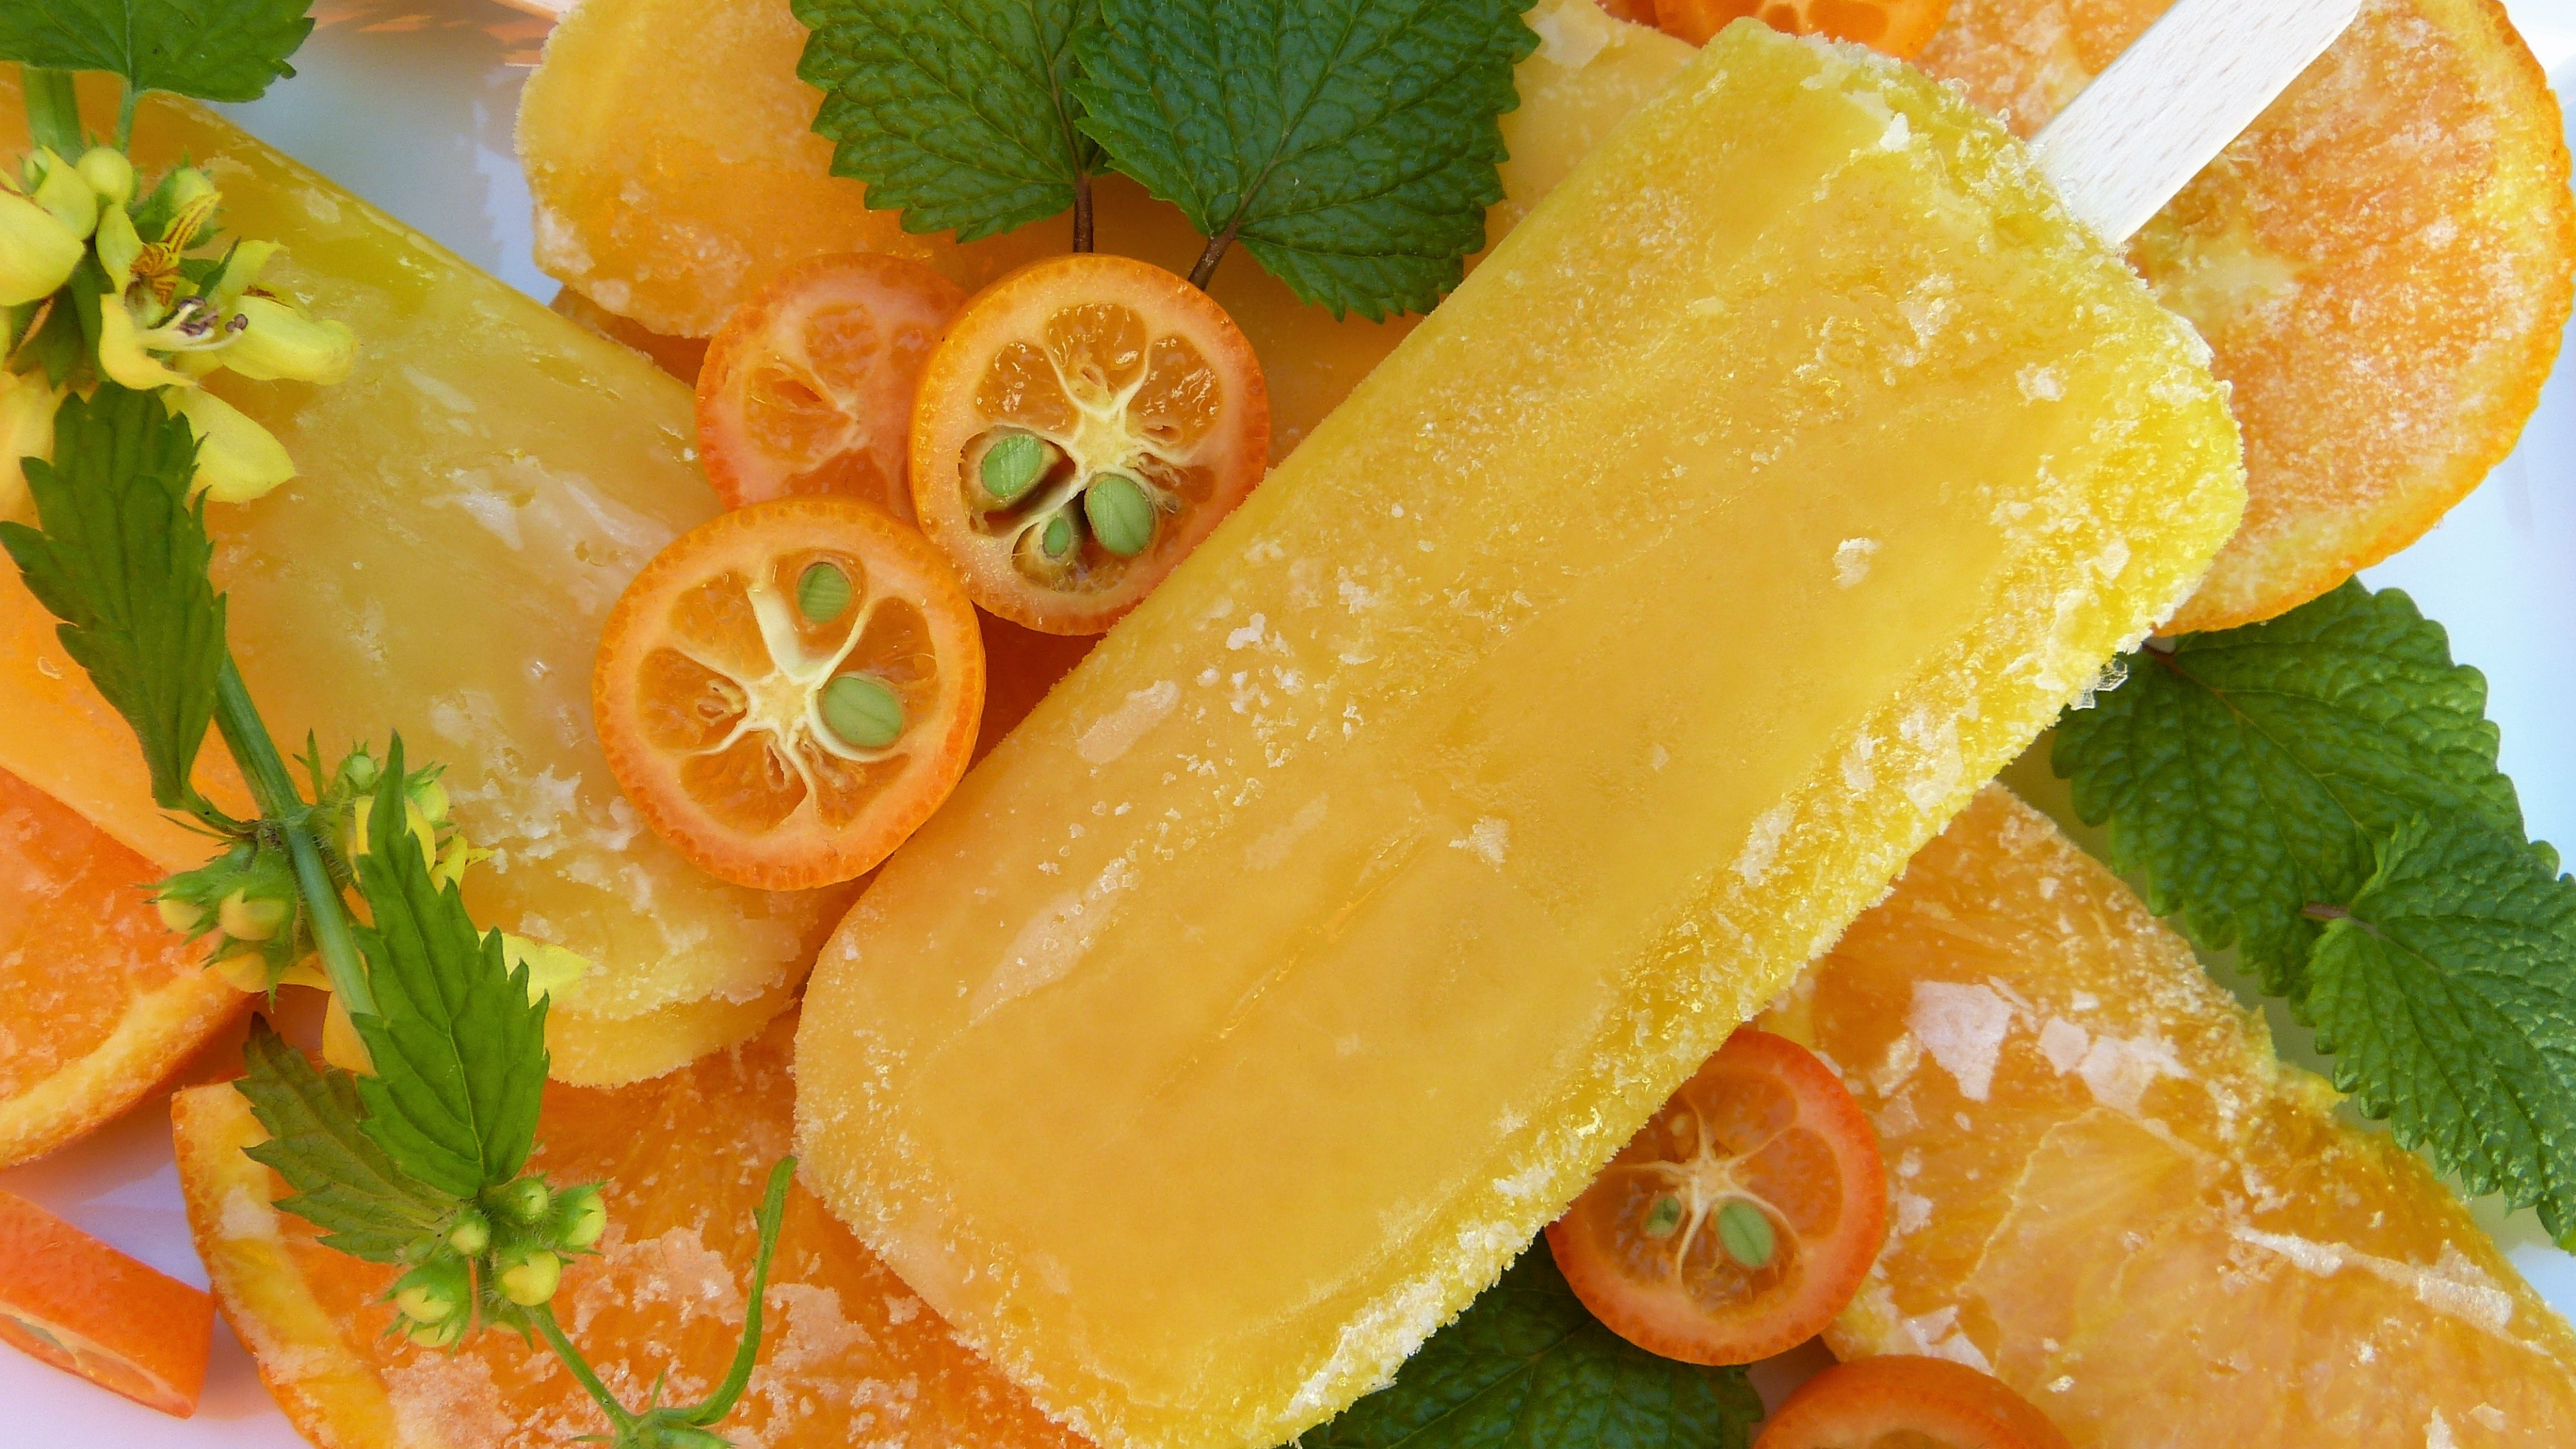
[2034,0,2361,244]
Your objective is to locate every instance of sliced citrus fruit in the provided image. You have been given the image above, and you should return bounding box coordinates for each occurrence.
[174,1011,1089,1446]
[1654,0,1951,56]
[1547,1028,1887,1366]
[698,253,967,517]
[1756,1354,2069,1448]
[0,765,244,1169]
[910,254,1271,635]
[1762,786,2576,1444]
[551,284,709,384]
[1918,0,2575,631]
[593,498,984,890]
[0,1187,214,1415]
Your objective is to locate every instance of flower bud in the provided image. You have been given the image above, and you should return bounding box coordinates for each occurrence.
[97,301,198,390]
[164,166,217,215]
[550,1185,607,1250]
[445,1208,492,1257]
[0,189,83,306]
[213,951,272,995]
[174,388,297,504]
[407,775,450,824]
[405,1314,467,1350]
[155,894,209,935]
[28,151,98,239]
[340,749,382,793]
[490,1177,552,1227]
[220,294,356,385]
[1,374,59,523]
[643,1424,733,1449]
[76,147,135,207]
[217,888,290,942]
[497,1248,561,1307]
[391,1256,472,1326]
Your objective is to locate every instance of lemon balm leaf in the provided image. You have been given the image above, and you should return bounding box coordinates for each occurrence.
[235,1016,464,1265]
[0,0,316,106]
[795,0,1102,244]
[347,736,551,1199]
[1302,1241,1760,1449]
[1071,0,1539,321]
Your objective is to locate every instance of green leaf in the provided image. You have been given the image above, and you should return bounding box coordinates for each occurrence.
[0,0,315,105]
[2053,581,2521,995]
[1071,0,1538,321]
[0,384,225,818]
[1301,1241,1761,1449]
[347,736,550,1200]
[795,0,1102,242]
[2308,814,2576,1243]
[235,1016,462,1264]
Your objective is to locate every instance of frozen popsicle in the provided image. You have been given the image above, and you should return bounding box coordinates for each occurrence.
[0,76,846,1086]
[794,19,2250,1449]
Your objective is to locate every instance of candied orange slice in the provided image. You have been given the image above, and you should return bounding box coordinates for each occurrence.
[1654,0,1951,56]
[1757,1355,2070,1448]
[593,498,983,890]
[910,255,1271,635]
[1547,1028,1887,1366]
[0,1188,214,1416]
[173,1012,1089,1447]
[551,285,708,384]
[0,765,244,1169]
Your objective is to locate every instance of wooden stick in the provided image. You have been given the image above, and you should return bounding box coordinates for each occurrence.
[2035,0,2361,244]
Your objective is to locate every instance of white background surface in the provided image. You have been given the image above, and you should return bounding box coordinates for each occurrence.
[8,0,2576,1440]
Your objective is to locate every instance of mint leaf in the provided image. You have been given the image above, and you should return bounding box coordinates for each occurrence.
[1303,1242,1760,1449]
[0,0,315,105]
[796,0,1102,242]
[0,384,226,821]
[2053,582,2521,994]
[347,736,550,1199]
[2308,814,2576,1242]
[235,1017,463,1264]
[1071,0,1538,320]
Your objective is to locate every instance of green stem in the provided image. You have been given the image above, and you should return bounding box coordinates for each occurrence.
[116,84,142,152]
[23,68,82,157]
[683,1157,796,1426]
[531,1304,637,1437]
[213,654,376,1017]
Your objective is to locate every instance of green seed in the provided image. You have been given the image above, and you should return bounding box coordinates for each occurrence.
[1643,1193,1684,1239]
[981,432,1056,502]
[1716,1199,1776,1270]
[1042,513,1076,559]
[820,674,905,749]
[798,561,853,624]
[1084,474,1155,557]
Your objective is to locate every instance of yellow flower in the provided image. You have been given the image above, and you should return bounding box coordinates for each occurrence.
[173,389,296,503]
[502,934,594,1002]
[26,150,98,239]
[75,148,135,207]
[96,300,199,390]
[0,189,82,305]
[0,372,59,522]
[221,294,356,384]
[94,202,143,293]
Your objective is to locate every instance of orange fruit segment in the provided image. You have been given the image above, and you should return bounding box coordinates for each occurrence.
[1756,1354,2071,1449]
[0,1187,215,1416]
[0,766,244,1169]
[1654,0,1952,56]
[594,498,985,890]
[698,253,967,517]
[173,1012,1091,1446]
[1548,1028,1886,1366]
[1918,0,2576,631]
[910,255,1271,635]
[1762,786,2576,1445]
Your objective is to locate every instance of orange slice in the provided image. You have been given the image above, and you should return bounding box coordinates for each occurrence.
[551,284,708,384]
[1764,786,2576,1444]
[173,1012,1091,1446]
[1917,0,2575,631]
[910,254,1271,635]
[1547,1028,1887,1365]
[698,253,967,517]
[0,765,244,1169]
[0,1187,214,1416]
[1654,0,1951,56]
[1756,1354,2070,1449]
[593,498,984,890]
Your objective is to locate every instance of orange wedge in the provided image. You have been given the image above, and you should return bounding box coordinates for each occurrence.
[1763,787,2576,1444]
[0,1188,214,1415]
[0,766,244,1169]
[1653,0,1951,56]
[174,1011,1090,1447]
[1918,0,2576,631]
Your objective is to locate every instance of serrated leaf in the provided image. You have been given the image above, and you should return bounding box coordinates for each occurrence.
[795,0,1101,242]
[1072,0,1538,321]
[2053,581,2520,995]
[235,1017,461,1264]
[0,0,315,105]
[347,736,549,1199]
[1302,1241,1760,1449]
[0,384,225,818]
[2308,814,2576,1243]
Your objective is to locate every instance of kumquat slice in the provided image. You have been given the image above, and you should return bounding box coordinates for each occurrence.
[1547,1028,1886,1365]
[1755,1354,2073,1449]
[910,254,1271,635]
[697,252,967,517]
[593,498,983,890]
[0,1188,215,1416]
[1654,0,1951,58]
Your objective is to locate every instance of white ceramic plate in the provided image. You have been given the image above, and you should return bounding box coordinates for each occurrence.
[10,0,2576,1438]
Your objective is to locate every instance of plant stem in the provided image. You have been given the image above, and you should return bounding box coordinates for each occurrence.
[1072,172,1095,254]
[213,654,376,1017]
[23,69,83,157]
[532,1304,637,1437]
[683,1157,796,1426]
[1187,221,1240,291]
[116,84,143,152]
